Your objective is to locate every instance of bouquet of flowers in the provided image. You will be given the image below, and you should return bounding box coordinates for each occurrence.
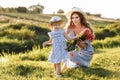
[65,29,94,51]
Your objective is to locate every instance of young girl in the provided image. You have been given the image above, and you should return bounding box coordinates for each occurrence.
[42,16,78,78]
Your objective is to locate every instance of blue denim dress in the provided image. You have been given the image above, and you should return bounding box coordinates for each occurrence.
[48,30,69,63]
[65,29,94,67]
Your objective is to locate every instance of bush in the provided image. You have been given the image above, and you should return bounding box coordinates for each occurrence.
[108,22,120,35]
[92,36,120,49]
[0,23,50,53]
[95,29,116,40]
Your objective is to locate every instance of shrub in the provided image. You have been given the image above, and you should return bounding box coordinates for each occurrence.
[0,23,50,53]
[95,29,116,40]
[108,22,120,35]
[92,36,120,49]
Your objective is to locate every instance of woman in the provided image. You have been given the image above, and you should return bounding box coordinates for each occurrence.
[62,7,95,70]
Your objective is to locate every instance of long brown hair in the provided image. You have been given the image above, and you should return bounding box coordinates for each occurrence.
[66,12,94,34]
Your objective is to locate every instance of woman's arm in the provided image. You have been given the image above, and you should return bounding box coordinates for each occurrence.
[42,38,52,48]
[63,32,78,40]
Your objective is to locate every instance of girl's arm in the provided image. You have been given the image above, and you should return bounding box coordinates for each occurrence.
[63,32,78,40]
[42,38,52,48]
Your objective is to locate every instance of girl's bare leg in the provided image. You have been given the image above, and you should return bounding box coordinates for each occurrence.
[56,63,61,75]
[54,64,56,74]
[55,63,62,78]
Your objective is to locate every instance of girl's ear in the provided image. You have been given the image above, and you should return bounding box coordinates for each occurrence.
[48,24,51,27]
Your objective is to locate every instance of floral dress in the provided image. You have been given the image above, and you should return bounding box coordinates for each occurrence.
[48,29,69,63]
[65,28,94,67]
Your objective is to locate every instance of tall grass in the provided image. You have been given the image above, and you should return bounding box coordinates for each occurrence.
[0,47,120,80]
[92,36,120,49]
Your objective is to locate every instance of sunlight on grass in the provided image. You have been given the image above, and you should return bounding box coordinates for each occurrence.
[0,47,120,80]
[0,57,9,63]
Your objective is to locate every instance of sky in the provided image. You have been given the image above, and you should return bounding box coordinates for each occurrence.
[0,0,120,19]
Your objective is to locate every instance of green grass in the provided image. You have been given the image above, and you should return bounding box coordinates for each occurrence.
[92,36,120,49]
[0,13,120,80]
[0,47,120,80]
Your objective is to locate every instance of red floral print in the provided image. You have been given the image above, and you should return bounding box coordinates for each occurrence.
[75,61,79,65]
[70,52,74,58]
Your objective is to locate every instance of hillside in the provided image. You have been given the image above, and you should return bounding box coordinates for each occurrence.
[0,12,119,26]
[0,13,120,80]
[0,13,120,53]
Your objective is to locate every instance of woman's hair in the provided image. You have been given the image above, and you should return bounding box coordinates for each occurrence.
[66,12,94,34]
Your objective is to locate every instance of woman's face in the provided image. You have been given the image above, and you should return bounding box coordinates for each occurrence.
[71,13,81,26]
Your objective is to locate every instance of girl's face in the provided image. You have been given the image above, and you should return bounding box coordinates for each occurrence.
[51,22,61,30]
[71,13,81,26]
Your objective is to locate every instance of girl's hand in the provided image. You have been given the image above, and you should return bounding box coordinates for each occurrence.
[42,39,52,48]
[42,42,47,48]
[74,36,79,40]
[76,36,79,40]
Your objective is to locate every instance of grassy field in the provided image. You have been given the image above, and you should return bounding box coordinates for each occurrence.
[0,13,120,80]
[0,47,120,80]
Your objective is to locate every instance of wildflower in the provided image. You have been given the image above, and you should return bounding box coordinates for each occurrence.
[65,29,94,51]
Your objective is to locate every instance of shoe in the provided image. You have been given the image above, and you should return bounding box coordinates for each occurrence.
[56,74,61,78]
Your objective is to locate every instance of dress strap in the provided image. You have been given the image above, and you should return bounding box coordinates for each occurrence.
[69,29,75,37]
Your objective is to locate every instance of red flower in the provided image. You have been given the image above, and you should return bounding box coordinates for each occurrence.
[83,28,90,34]
[65,28,94,51]
[85,33,94,42]
[77,28,94,42]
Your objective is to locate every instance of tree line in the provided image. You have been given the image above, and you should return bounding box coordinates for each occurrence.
[0,4,103,17]
[0,4,44,13]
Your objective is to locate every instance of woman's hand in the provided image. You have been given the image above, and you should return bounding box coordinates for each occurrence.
[76,40,86,49]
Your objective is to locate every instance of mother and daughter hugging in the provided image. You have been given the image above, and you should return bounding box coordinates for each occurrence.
[42,7,95,78]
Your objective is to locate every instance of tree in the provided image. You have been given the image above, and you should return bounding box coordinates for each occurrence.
[28,4,44,13]
[0,6,4,12]
[57,9,64,14]
[17,7,27,13]
[86,12,91,16]
[5,7,16,12]
[93,14,102,17]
